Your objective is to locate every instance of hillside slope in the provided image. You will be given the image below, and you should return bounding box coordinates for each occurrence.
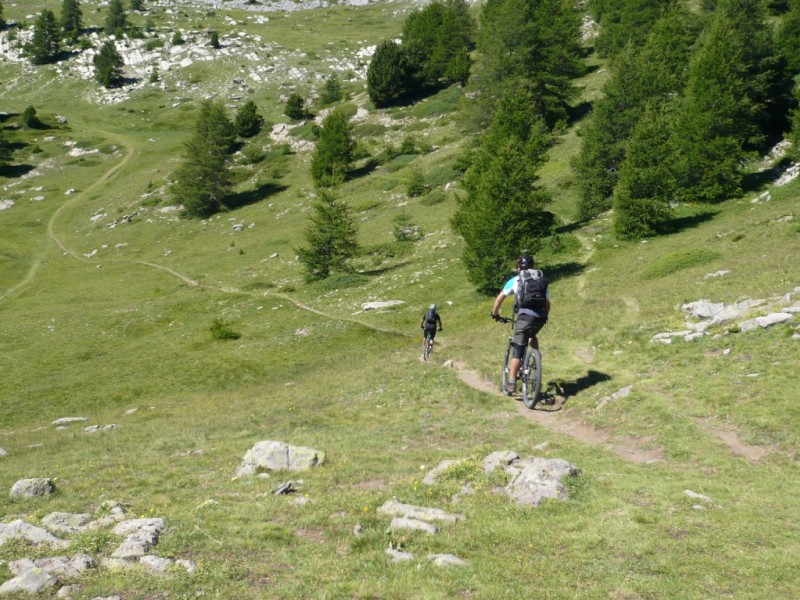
[2,1,800,598]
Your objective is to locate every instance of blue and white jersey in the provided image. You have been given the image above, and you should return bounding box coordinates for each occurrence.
[501,275,550,318]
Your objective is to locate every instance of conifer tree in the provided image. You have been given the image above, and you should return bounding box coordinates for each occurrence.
[93,40,124,87]
[613,104,675,238]
[209,31,220,49]
[284,93,308,120]
[320,73,342,106]
[310,109,355,187]
[173,101,235,217]
[0,0,5,28]
[367,40,413,107]
[574,4,698,219]
[60,0,83,42]
[592,0,672,58]
[453,85,553,292]
[105,0,127,35]
[476,0,583,127]
[234,100,264,138]
[776,0,800,73]
[296,189,359,280]
[129,0,143,11]
[28,10,61,65]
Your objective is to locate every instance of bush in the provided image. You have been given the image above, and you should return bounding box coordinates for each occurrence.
[642,248,721,279]
[209,318,241,340]
[22,105,39,128]
[145,38,164,51]
[284,93,309,120]
[393,210,422,242]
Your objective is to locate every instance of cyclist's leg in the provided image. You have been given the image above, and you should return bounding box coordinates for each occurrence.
[509,315,533,383]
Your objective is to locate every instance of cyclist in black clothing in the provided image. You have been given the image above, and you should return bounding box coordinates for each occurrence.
[420,304,443,350]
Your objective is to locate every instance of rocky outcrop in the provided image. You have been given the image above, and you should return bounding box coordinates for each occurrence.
[236,440,325,477]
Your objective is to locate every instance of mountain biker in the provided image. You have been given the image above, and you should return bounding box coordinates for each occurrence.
[491,254,550,396]
[420,304,443,350]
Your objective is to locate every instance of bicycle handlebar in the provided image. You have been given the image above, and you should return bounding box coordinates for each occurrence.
[491,314,512,324]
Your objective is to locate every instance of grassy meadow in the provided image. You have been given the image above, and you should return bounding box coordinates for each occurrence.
[2,0,800,598]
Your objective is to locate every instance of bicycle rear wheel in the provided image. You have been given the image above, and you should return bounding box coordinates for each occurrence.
[423,334,432,361]
[521,348,542,409]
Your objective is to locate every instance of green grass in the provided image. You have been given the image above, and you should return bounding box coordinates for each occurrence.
[1,2,800,598]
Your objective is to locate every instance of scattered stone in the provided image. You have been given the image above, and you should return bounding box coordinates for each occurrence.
[596,385,633,410]
[0,448,7,457]
[684,489,715,505]
[123,408,138,416]
[0,520,69,548]
[422,459,464,485]
[42,512,92,534]
[10,478,55,499]
[84,424,119,433]
[52,417,88,426]
[236,440,325,477]
[682,300,724,319]
[385,547,414,562]
[739,312,792,332]
[56,584,81,599]
[361,300,404,311]
[9,554,96,578]
[353,524,363,536]
[0,567,58,594]
[388,517,437,535]
[483,451,519,473]
[704,270,731,279]
[378,499,464,523]
[427,553,467,567]
[139,555,174,574]
[273,480,300,495]
[111,518,166,560]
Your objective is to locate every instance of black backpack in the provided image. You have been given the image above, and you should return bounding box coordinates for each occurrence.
[424,308,438,326]
[515,269,548,312]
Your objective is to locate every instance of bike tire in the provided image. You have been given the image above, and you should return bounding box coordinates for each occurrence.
[501,342,512,393]
[521,348,542,409]
[423,334,432,361]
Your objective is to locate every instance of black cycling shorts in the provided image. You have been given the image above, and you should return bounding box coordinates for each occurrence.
[423,324,438,339]
[513,313,546,347]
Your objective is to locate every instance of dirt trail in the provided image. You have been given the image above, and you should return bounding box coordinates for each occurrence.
[450,361,664,464]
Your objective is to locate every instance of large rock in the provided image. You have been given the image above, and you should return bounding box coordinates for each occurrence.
[0,520,68,548]
[9,554,96,578]
[739,312,792,332]
[52,417,88,426]
[111,518,166,560]
[236,441,325,477]
[42,512,92,534]
[421,459,464,485]
[388,517,437,535]
[10,478,55,498]
[503,458,581,507]
[361,300,404,311]
[0,567,58,594]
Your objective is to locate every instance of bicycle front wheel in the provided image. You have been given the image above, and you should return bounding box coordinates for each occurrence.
[501,342,512,393]
[521,349,542,409]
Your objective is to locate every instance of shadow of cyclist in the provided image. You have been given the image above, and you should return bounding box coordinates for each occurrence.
[535,369,612,412]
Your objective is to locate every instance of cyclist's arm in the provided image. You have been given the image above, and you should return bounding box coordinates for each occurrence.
[491,290,507,318]
[436,314,442,328]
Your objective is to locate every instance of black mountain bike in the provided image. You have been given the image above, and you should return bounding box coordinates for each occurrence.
[422,330,434,361]
[494,315,543,409]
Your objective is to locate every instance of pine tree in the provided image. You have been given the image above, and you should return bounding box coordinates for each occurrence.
[234,100,264,138]
[296,189,359,280]
[28,10,61,65]
[593,0,672,58]
[776,1,800,73]
[22,105,39,128]
[60,0,83,42]
[320,73,343,106]
[0,0,5,28]
[105,0,127,35]
[173,101,235,217]
[453,85,553,291]
[93,40,124,87]
[573,4,698,219]
[670,9,764,203]
[475,0,583,127]
[310,109,355,187]
[209,31,220,49]
[367,40,413,107]
[129,0,143,11]
[613,104,675,238]
[284,93,308,120]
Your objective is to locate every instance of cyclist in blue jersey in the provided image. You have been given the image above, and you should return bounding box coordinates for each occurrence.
[491,254,550,396]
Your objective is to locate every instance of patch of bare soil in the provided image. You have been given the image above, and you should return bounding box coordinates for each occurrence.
[697,418,774,462]
[451,361,664,464]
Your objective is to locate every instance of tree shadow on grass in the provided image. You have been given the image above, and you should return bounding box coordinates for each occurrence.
[545,261,585,283]
[349,158,380,180]
[224,182,288,211]
[658,210,717,236]
[741,156,794,192]
[0,164,36,178]
[537,369,612,411]
[358,260,412,276]
[566,100,593,126]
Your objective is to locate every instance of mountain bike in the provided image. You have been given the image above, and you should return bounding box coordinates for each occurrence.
[422,330,434,361]
[493,315,542,409]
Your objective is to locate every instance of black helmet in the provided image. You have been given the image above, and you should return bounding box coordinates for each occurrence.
[517,254,533,270]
